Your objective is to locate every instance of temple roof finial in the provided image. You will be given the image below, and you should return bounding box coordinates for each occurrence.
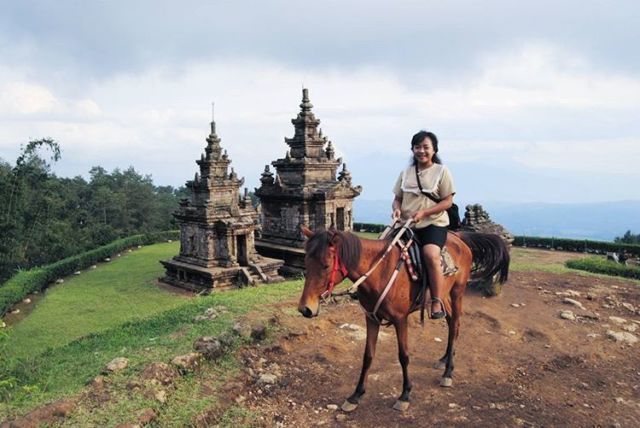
[300,88,313,112]
[338,163,352,184]
[325,140,335,160]
[209,102,217,135]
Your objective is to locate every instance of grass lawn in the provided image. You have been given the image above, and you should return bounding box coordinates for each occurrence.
[509,247,578,274]
[0,240,305,421]
[354,231,382,240]
[4,242,189,359]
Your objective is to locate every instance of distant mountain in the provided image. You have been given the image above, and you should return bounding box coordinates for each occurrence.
[353,199,640,242]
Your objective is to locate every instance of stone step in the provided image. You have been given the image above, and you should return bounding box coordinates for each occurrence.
[239,268,256,286]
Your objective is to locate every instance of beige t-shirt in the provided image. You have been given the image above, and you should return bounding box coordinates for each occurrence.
[392,164,456,229]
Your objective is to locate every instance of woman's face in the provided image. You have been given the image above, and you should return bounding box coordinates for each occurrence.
[412,137,435,165]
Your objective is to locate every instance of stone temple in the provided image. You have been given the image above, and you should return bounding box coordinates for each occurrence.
[255,88,362,275]
[460,204,514,246]
[160,116,283,291]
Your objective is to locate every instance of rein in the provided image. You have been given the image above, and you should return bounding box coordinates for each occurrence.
[321,250,348,301]
[321,219,415,324]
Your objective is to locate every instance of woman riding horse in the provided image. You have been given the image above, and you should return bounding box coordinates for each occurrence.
[392,130,455,319]
[297,226,509,411]
[297,130,509,412]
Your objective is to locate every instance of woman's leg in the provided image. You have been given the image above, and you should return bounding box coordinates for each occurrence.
[422,243,445,316]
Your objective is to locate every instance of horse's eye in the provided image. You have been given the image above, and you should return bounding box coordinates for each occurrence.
[322,264,330,270]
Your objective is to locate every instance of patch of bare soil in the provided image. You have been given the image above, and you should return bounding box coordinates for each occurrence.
[229,251,640,427]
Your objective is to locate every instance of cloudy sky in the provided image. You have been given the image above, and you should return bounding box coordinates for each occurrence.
[1,0,639,206]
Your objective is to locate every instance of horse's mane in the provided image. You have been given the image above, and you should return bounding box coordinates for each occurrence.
[305,229,362,271]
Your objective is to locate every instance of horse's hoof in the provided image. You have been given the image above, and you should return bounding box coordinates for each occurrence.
[432,360,446,369]
[341,400,358,412]
[393,400,410,411]
[440,377,453,387]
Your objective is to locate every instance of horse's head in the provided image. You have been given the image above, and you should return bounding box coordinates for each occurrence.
[297,226,361,318]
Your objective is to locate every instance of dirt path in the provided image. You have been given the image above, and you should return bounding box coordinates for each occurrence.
[234,251,640,427]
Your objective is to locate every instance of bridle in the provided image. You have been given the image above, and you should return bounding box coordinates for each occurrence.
[320,247,348,301]
[316,219,416,324]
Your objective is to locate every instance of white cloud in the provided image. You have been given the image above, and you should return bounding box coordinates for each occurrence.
[75,99,102,116]
[419,44,640,121]
[512,138,640,175]
[0,43,639,200]
[0,82,57,114]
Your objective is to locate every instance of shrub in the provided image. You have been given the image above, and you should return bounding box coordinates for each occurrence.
[0,231,179,316]
[353,222,387,233]
[566,257,640,280]
[513,236,640,257]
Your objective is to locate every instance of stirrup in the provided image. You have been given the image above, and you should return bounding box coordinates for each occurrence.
[430,297,447,319]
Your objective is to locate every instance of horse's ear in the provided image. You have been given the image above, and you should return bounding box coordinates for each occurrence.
[329,229,341,245]
[300,225,313,239]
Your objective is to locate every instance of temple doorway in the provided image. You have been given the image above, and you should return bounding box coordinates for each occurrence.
[336,207,345,230]
[236,235,248,266]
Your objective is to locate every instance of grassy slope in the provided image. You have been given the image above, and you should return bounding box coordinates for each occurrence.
[0,242,303,421]
[5,243,189,359]
[354,231,380,240]
[509,247,576,274]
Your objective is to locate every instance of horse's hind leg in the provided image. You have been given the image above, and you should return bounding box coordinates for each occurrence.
[392,317,412,411]
[434,286,455,370]
[342,317,380,412]
[433,343,452,369]
[440,287,463,387]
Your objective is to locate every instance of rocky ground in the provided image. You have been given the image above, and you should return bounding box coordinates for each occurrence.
[231,252,640,427]
[3,249,639,427]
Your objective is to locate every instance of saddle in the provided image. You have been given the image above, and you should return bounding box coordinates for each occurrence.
[386,226,458,324]
[387,227,458,282]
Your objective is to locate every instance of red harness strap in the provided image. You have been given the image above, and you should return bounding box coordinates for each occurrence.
[321,249,349,300]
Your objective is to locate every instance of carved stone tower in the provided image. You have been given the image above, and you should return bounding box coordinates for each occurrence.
[255,88,362,274]
[161,115,283,291]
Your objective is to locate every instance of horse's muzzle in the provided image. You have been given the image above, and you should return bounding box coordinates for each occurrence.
[299,306,314,318]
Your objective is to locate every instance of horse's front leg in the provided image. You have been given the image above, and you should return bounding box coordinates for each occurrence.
[341,316,380,412]
[392,316,412,411]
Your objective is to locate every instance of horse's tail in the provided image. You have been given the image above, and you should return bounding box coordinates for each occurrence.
[457,232,510,284]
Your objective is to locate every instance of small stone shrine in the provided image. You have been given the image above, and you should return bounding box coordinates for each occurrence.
[160,116,283,291]
[460,204,514,246]
[255,88,362,275]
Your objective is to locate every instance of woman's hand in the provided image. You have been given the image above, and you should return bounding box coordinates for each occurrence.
[392,208,402,221]
[411,209,429,223]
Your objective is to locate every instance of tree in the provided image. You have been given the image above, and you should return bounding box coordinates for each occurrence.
[0,139,184,282]
[614,230,640,245]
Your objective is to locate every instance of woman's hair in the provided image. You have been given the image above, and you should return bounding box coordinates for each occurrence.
[410,130,442,165]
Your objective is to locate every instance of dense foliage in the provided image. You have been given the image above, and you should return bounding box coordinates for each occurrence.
[614,230,640,245]
[0,139,186,282]
[565,257,640,280]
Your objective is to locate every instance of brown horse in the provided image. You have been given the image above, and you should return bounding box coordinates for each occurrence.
[298,226,510,412]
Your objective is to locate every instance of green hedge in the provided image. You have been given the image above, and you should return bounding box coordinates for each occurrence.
[0,231,179,316]
[513,236,640,257]
[566,257,640,280]
[353,223,640,258]
[353,222,387,233]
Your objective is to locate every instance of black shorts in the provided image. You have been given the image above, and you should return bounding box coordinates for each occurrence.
[412,225,448,249]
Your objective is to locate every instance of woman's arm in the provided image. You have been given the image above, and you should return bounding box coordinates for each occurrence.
[392,196,402,220]
[411,194,453,222]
